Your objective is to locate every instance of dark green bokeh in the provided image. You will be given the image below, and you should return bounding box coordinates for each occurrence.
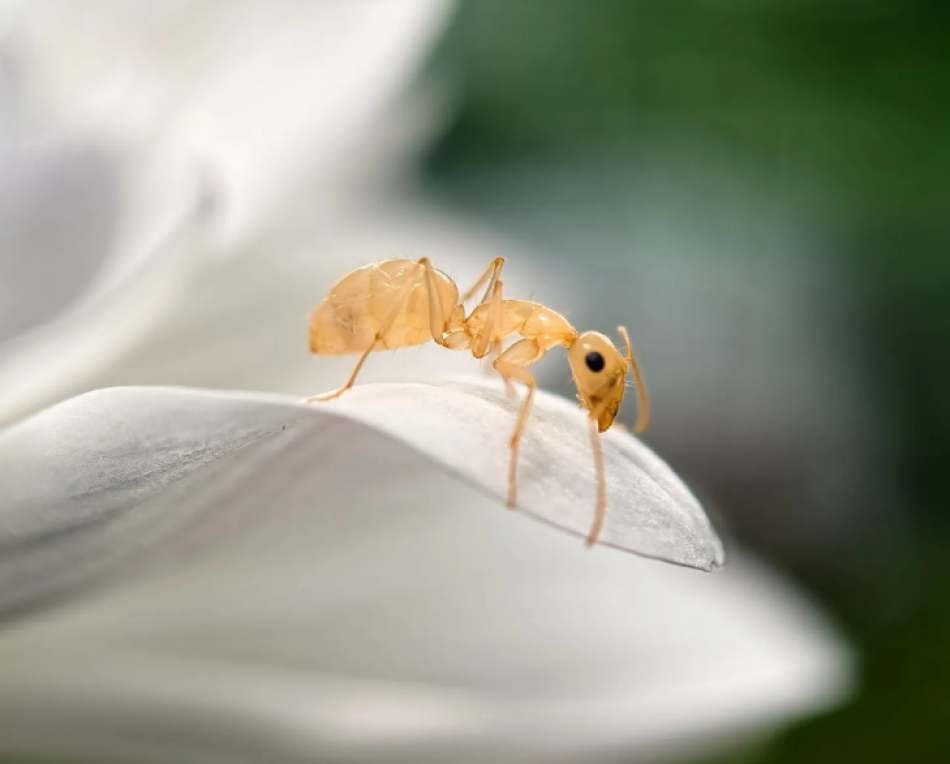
[430,0,949,226]
[424,1,950,761]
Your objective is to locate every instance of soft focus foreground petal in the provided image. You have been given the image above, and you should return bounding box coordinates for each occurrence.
[9,0,455,245]
[0,380,721,620]
[0,553,850,764]
[0,386,847,763]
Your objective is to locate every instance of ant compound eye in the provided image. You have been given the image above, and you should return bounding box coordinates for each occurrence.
[585,351,605,373]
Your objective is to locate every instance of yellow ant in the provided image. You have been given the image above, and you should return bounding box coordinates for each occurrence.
[306,257,650,546]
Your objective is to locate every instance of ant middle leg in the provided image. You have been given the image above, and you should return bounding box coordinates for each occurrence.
[472,275,507,359]
[477,278,514,395]
[487,342,515,398]
[460,256,505,305]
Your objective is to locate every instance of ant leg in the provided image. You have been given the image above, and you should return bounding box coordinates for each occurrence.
[307,346,375,403]
[477,278,514,395]
[585,416,607,546]
[583,393,614,546]
[460,256,505,305]
[308,267,423,402]
[473,276,506,359]
[618,326,650,434]
[488,277,505,360]
[495,363,536,509]
[419,257,450,347]
[493,338,546,508]
[487,342,515,397]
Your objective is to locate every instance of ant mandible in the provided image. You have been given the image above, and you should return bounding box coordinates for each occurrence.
[307,257,650,546]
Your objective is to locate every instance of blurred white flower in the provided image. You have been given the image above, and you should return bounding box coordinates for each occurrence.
[0,384,847,764]
[0,140,212,426]
[0,0,469,426]
[0,3,854,763]
[9,0,455,244]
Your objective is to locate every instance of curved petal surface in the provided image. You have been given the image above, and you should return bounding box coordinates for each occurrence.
[0,383,847,764]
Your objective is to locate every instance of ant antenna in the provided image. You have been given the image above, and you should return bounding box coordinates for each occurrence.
[618,326,650,434]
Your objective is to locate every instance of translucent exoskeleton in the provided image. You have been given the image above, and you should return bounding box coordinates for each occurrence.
[307,257,650,546]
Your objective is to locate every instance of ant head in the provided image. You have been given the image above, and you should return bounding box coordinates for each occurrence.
[568,331,628,432]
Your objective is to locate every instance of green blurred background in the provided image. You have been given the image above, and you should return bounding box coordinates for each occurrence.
[420,1,950,761]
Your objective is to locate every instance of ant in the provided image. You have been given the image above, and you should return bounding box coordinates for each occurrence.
[307,257,649,546]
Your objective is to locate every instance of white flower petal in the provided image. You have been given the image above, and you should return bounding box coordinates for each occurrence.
[0,379,721,620]
[322,379,722,568]
[0,29,222,428]
[0,1,463,428]
[0,383,847,763]
[10,0,455,244]
[0,550,850,764]
[0,157,212,428]
[0,141,116,343]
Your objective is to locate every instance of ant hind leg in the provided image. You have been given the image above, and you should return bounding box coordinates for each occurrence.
[307,266,425,402]
[419,257,450,347]
[307,346,376,402]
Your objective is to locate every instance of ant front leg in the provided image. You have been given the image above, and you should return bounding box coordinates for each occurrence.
[585,416,607,547]
[492,338,546,508]
[584,394,615,547]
